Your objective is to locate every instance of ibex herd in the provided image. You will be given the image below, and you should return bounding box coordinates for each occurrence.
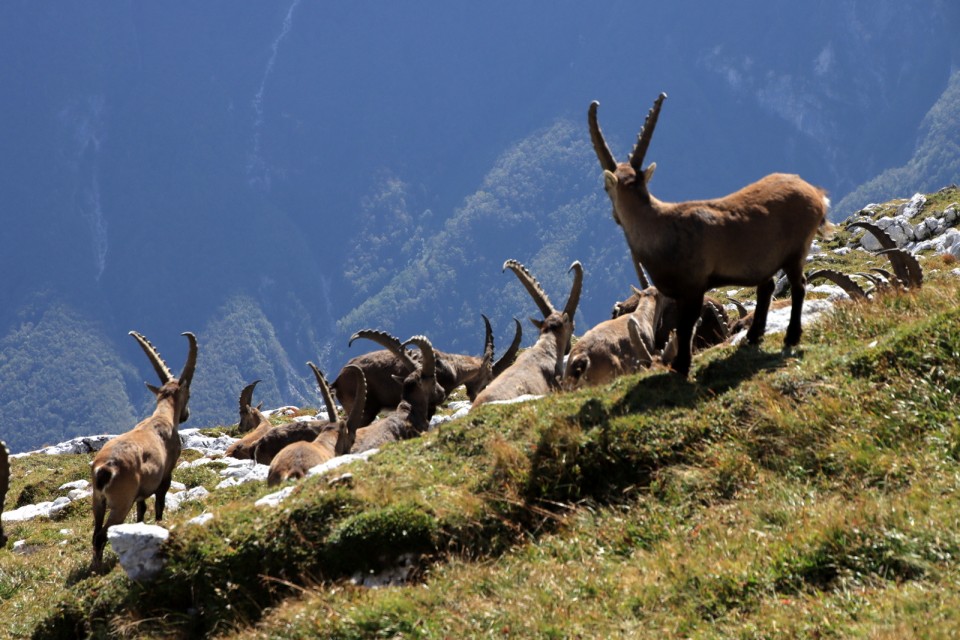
[0,93,910,574]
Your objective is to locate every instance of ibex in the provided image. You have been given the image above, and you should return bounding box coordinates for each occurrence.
[472,259,583,407]
[90,331,197,573]
[332,317,521,426]
[350,336,444,453]
[223,380,273,459]
[267,364,365,486]
[612,287,730,352]
[589,94,832,376]
[562,286,666,390]
[0,441,9,547]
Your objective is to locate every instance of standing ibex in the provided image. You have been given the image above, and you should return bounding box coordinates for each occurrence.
[333,317,521,426]
[0,441,9,547]
[350,336,444,453]
[589,94,832,376]
[90,331,197,573]
[267,364,365,486]
[472,259,583,407]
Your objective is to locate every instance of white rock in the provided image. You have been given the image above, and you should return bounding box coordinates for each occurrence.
[169,481,187,492]
[67,488,92,502]
[897,193,926,218]
[256,486,296,507]
[486,394,544,406]
[165,486,210,512]
[107,523,169,581]
[179,429,237,456]
[3,501,57,522]
[59,479,90,492]
[186,512,214,526]
[832,247,852,256]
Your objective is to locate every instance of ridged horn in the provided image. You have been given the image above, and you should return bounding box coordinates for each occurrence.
[847,221,897,251]
[876,248,923,288]
[349,329,417,371]
[629,92,667,172]
[492,318,523,377]
[587,101,617,172]
[480,314,495,367]
[129,331,174,384]
[503,259,554,318]
[179,332,198,387]
[239,380,261,411]
[870,267,897,284]
[636,261,650,290]
[806,269,868,299]
[341,365,367,436]
[403,335,436,380]
[563,261,584,319]
[307,362,338,423]
[726,297,748,320]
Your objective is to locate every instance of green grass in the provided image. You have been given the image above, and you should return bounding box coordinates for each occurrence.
[3,233,960,638]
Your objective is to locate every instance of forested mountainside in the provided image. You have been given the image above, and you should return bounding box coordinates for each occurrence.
[1,1,958,451]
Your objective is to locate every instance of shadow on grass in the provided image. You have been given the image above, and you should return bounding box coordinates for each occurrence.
[613,345,791,416]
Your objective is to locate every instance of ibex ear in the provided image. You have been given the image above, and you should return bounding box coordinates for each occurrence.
[256,401,263,411]
[529,317,544,331]
[145,382,161,396]
[392,375,405,385]
[644,162,656,183]
[603,170,617,191]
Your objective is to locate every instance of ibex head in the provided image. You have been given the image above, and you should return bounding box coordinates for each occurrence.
[130,331,198,424]
[237,380,265,433]
[589,93,667,221]
[503,259,583,354]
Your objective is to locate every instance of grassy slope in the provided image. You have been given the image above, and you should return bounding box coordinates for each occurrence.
[3,206,960,638]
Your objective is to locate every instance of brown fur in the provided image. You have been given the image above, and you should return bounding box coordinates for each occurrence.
[90,332,197,573]
[267,364,365,486]
[590,97,831,376]
[0,441,9,547]
[472,260,582,407]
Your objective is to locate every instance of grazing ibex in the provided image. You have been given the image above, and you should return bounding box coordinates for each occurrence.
[472,259,583,407]
[562,286,666,390]
[267,364,365,486]
[0,441,9,547]
[350,336,444,453]
[90,331,197,573]
[223,380,273,459]
[333,317,521,426]
[589,94,832,376]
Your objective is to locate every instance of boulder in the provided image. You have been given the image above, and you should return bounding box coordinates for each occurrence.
[107,523,169,581]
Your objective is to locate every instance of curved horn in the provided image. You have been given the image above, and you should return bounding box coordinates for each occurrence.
[307,362,338,423]
[563,260,584,319]
[876,248,923,288]
[587,101,617,172]
[636,261,650,290]
[629,92,667,172]
[806,269,868,299]
[179,332,198,387]
[492,318,523,377]
[239,380,261,411]
[503,259,554,318]
[854,272,885,288]
[349,329,417,371]
[129,331,174,384]
[847,221,897,251]
[480,314,495,367]
[341,365,367,434]
[726,297,748,320]
[403,335,436,380]
[870,267,897,284]
[627,316,655,367]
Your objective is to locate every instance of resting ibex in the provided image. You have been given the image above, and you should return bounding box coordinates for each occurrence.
[0,441,9,547]
[562,286,666,390]
[90,331,197,573]
[350,336,444,453]
[223,380,273,459]
[267,364,365,486]
[332,317,521,426]
[612,287,730,352]
[472,259,583,407]
[589,94,832,376]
